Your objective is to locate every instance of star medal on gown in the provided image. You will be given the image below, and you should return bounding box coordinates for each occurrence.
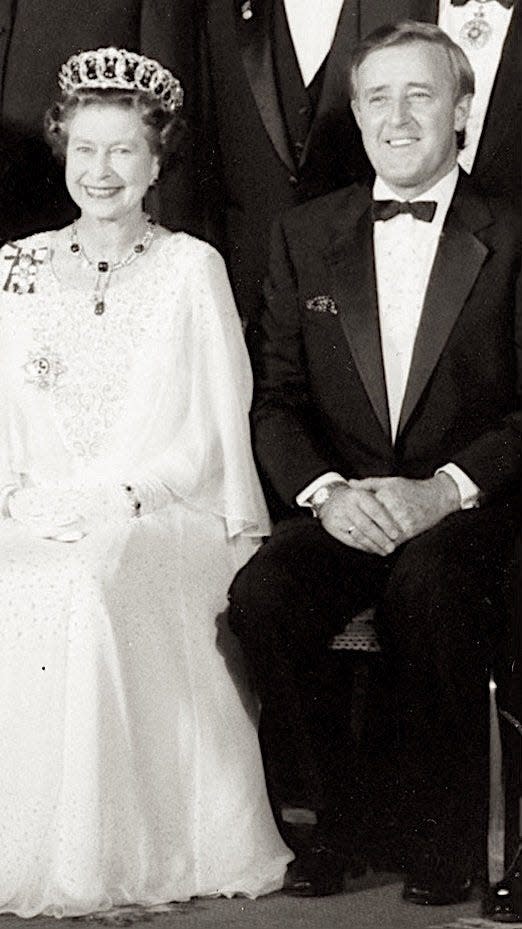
[69,216,156,315]
[460,0,493,48]
[23,346,67,390]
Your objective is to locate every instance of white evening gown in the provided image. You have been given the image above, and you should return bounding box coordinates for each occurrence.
[0,232,292,918]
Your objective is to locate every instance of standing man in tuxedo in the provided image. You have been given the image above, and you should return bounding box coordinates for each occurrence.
[229,21,521,902]
[156,0,416,330]
[0,0,193,241]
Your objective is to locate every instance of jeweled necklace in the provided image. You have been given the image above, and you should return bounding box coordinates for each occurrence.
[70,216,156,316]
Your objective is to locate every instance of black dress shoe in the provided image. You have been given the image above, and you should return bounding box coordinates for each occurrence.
[282,846,346,897]
[402,874,473,906]
[482,845,522,922]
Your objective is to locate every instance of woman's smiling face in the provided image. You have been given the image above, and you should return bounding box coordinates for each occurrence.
[65,103,159,221]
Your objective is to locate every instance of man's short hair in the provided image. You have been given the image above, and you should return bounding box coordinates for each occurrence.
[349,20,475,103]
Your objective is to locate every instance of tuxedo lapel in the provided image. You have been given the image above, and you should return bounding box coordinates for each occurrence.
[328,201,391,440]
[397,186,491,436]
[324,181,492,443]
[473,2,521,178]
[236,0,296,172]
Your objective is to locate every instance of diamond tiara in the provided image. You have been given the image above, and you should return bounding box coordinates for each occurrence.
[58,47,184,113]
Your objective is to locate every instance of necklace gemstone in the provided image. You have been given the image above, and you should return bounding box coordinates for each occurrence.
[69,215,155,317]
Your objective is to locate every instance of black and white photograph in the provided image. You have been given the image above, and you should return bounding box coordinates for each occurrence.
[0,3,520,928]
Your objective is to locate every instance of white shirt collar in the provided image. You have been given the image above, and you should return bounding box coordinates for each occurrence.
[373,165,459,226]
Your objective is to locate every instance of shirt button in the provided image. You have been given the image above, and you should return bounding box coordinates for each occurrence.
[288,174,299,186]
[298,104,310,116]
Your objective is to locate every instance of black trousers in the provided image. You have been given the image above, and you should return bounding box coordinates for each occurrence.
[228,503,515,867]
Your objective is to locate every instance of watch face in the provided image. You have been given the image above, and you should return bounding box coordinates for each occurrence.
[312,486,330,506]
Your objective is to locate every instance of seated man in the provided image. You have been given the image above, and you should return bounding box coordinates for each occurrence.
[229,20,521,905]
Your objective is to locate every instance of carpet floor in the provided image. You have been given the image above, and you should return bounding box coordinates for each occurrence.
[0,873,520,929]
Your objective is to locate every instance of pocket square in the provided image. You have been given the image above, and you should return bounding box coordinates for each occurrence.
[305,295,338,315]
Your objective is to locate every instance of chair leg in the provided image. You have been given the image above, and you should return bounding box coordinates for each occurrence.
[483,841,522,922]
[488,673,506,884]
[483,671,522,921]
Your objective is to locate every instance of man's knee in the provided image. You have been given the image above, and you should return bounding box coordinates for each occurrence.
[382,512,507,646]
[229,538,288,620]
[394,513,500,595]
[387,531,457,612]
[229,516,322,616]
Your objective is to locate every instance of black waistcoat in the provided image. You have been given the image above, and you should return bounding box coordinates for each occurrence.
[272,0,327,167]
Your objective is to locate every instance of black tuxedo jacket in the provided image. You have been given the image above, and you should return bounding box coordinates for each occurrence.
[0,0,192,240]
[410,0,522,202]
[254,175,522,507]
[158,0,414,323]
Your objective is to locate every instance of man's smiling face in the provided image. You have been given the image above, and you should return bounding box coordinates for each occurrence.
[351,40,471,198]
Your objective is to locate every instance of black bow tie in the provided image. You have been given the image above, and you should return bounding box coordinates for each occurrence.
[450,0,514,8]
[372,199,437,223]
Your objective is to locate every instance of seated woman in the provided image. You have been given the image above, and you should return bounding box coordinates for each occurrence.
[0,47,291,918]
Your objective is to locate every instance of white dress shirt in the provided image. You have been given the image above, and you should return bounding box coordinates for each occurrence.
[438,0,513,173]
[297,166,480,510]
[373,169,458,439]
[283,0,344,87]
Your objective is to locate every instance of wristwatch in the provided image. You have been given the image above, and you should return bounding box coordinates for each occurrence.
[310,481,347,518]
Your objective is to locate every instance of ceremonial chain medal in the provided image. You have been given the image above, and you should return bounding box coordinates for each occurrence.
[70,217,156,315]
[460,0,494,48]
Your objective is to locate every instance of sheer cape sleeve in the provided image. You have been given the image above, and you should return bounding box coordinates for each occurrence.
[128,244,270,539]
